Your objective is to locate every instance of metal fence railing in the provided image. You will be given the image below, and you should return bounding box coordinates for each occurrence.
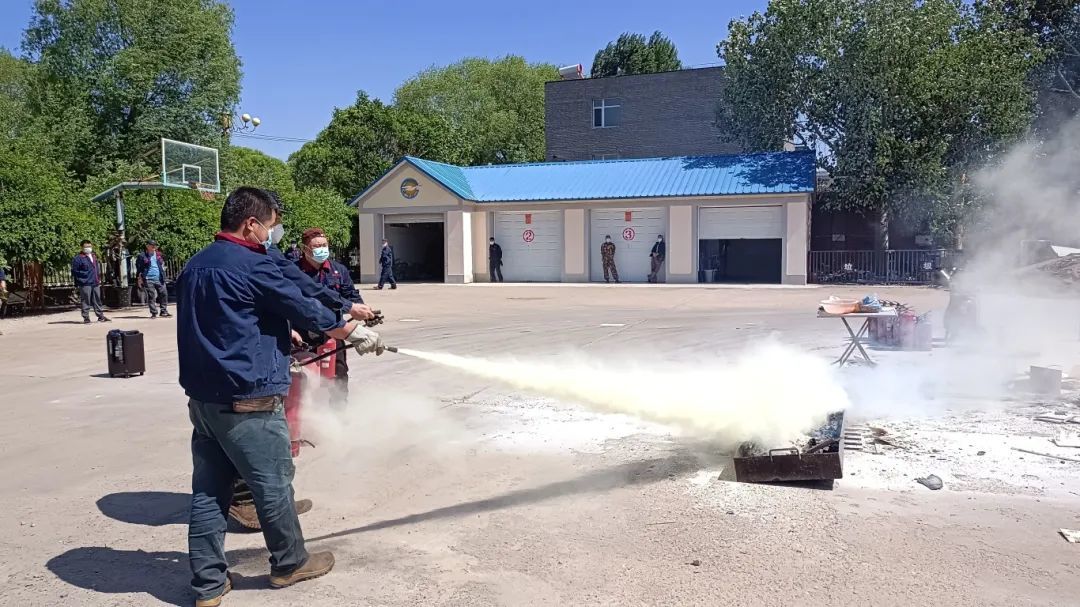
[808,249,954,285]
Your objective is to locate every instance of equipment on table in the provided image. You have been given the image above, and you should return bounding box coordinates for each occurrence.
[106,329,145,378]
[734,412,845,483]
[817,307,897,366]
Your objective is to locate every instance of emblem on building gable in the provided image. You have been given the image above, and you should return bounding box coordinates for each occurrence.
[400,178,420,199]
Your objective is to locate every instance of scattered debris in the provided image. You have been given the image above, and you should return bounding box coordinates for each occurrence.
[689,559,702,567]
[1034,413,1080,424]
[977,451,986,456]
[915,474,943,490]
[1011,447,1080,463]
[645,521,676,527]
[1060,529,1080,543]
[1052,435,1080,448]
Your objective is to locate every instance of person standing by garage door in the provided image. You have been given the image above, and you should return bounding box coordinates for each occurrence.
[601,235,620,283]
[648,235,666,283]
[489,237,504,282]
[377,239,397,290]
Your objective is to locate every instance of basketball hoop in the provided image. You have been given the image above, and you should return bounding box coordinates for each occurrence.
[189,180,215,201]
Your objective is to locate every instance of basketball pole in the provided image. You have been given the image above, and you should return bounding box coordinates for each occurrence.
[114,190,129,289]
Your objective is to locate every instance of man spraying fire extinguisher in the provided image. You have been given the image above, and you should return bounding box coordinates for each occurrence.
[294,227,363,406]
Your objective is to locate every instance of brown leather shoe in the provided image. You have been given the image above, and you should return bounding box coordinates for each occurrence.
[269,551,335,588]
[194,573,231,607]
[229,499,312,531]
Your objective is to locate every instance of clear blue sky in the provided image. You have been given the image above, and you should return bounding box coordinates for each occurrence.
[0,0,766,160]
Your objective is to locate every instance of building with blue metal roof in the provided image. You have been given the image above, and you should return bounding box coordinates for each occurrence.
[351,152,816,285]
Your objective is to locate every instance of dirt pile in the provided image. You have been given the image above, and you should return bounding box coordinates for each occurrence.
[1020,254,1080,288]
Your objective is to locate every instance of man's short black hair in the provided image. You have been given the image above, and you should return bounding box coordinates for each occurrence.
[81,239,92,246]
[220,187,279,231]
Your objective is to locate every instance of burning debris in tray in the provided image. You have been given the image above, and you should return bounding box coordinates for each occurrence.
[733,412,846,484]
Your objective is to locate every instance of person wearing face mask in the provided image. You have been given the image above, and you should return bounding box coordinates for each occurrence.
[176,187,386,604]
[377,238,397,290]
[71,239,110,324]
[648,234,666,283]
[488,237,503,282]
[136,239,170,318]
[226,197,374,533]
[295,227,363,399]
[600,235,619,283]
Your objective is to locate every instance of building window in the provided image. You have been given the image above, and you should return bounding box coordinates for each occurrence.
[592,153,620,160]
[592,98,621,128]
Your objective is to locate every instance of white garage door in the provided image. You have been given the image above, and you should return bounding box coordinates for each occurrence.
[698,206,783,239]
[589,208,667,282]
[493,211,564,282]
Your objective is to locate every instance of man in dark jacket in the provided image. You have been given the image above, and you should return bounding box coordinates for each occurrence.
[71,239,110,324]
[136,239,170,318]
[177,187,385,604]
[648,235,666,283]
[488,237,503,282]
[228,236,375,532]
[296,227,363,400]
[377,238,396,289]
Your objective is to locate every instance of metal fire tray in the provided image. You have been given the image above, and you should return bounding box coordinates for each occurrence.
[733,412,845,483]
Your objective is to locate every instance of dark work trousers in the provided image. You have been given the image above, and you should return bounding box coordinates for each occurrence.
[378,265,396,288]
[188,398,306,602]
[145,280,169,316]
[78,285,105,320]
[489,261,503,282]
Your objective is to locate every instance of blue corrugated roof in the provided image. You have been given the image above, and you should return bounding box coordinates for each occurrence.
[354,151,816,205]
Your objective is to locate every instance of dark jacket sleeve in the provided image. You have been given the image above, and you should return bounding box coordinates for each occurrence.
[335,261,363,304]
[249,257,345,334]
[135,253,147,278]
[269,248,351,313]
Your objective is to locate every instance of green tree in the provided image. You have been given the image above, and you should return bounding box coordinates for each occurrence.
[998,0,1080,127]
[394,56,557,165]
[719,0,1042,247]
[591,31,682,78]
[22,0,241,181]
[225,146,352,249]
[290,92,464,200]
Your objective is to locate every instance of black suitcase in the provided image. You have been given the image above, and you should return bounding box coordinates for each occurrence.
[107,329,145,378]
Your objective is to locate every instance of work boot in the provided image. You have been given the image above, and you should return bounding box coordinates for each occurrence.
[269,551,335,589]
[194,573,232,607]
[229,499,313,530]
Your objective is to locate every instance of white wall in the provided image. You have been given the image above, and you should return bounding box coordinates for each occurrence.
[446,210,472,283]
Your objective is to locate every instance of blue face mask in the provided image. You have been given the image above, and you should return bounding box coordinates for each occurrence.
[311,246,330,263]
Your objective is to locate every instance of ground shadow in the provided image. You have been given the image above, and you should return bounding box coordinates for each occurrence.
[46,320,89,325]
[98,492,188,526]
[46,546,268,606]
[306,453,702,542]
[98,490,264,534]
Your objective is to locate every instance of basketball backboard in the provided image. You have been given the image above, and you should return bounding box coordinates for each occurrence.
[162,138,220,193]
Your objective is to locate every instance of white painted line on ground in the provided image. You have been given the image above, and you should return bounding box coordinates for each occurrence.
[399,318,421,323]
[599,323,626,328]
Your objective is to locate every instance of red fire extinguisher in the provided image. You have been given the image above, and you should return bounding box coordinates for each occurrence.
[313,337,338,380]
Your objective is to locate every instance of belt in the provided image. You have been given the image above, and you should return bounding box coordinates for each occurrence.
[232,395,283,413]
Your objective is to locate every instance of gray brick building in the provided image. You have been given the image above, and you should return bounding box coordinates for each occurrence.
[544,66,740,161]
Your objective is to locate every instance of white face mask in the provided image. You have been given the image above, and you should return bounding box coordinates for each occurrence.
[83,247,93,254]
[270,224,285,246]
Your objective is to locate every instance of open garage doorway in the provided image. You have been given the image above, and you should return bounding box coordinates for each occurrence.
[698,239,782,284]
[384,221,445,282]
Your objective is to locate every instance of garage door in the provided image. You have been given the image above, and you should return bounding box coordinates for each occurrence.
[589,208,667,282]
[698,206,783,239]
[493,211,564,282]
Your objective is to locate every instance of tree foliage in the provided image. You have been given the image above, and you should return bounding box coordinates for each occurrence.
[719,0,1043,246]
[998,0,1080,128]
[394,56,557,165]
[591,31,682,78]
[225,146,352,249]
[290,92,464,201]
[22,0,241,181]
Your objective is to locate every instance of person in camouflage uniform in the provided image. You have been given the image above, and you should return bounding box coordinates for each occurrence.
[601,235,620,283]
